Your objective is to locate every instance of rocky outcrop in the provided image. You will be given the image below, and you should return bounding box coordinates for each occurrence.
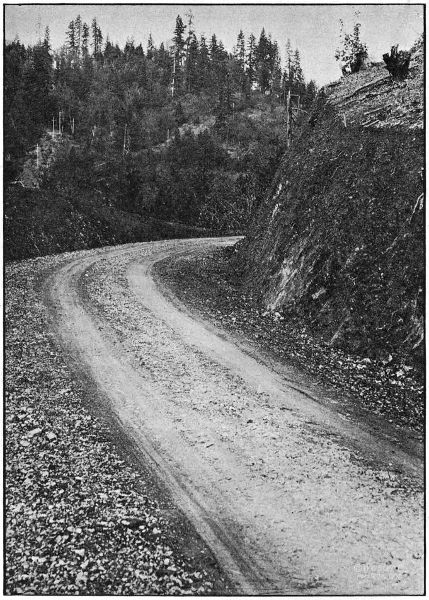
[235,45,424,367]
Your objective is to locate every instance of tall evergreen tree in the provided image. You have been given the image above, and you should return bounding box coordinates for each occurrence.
[43,26,50,49]
[292,49,305,92]
[172,15,186,93]
[255,29,271,93]
[271,40,282,96]
[196,35,210,90]
[246,33,257,93]
[67,20,76,54]
[173,15,186,66]
[233,30,246,93]
[234,30,246,68]
[284,38,293,85]
[147,33,155,60]
[82,22,90,57]
[91,18,103,59]
[75,15,82,58]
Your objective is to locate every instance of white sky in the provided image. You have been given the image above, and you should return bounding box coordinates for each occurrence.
[4,3,424,85]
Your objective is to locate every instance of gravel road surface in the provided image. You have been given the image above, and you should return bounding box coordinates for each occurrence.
[41,237,423,594]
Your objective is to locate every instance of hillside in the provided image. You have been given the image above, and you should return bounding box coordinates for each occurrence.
[326,42,423,130]
[4,18,317,261]
[234,43,424,370]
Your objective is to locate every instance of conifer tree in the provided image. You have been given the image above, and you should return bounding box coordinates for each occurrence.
[91,18,103,59]
[233,30,246,93]
[147,33,155,60]
[173,15,186,66]
[75,15,82,58]
[67,20,76,54]
[255,29,271,93]
[292,49,305,94]
[271,40,282,95]
[246,33,257,93]
[82,22,90,57]
[43,26,50,49]
[196,35,210,90]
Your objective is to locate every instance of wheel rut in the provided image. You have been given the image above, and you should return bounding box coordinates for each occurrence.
[44,238,424,595]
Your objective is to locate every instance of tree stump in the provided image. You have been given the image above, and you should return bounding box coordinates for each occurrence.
[383,45,411,80]
[350,50,369,73]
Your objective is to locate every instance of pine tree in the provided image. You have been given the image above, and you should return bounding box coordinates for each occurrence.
[147,33,155,60]
[91,18,103,59]
[233,30,246,93]
[196,35,210,90]
[43,26,50,50]
[67,20,76,53]
[271,40,282,96]
[302,79,317,108]
[82,22,90,57]
[292,49,305,94]
[246,33,256,93]
[234,30,245,67]
[24,40,55,128]
[184,10,197,92]
[186,32,199,92]
[172,15,186,94]
[255,29,271,93]
[75,15,82,58]
[209,34,219,62]
[173,15,186,66]
[284,38,293,87]
[124,37,136,60]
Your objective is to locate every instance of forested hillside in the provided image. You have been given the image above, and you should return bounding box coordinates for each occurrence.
[4,14,316,260]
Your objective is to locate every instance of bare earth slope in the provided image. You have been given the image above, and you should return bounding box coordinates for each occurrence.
[35,238,424,594]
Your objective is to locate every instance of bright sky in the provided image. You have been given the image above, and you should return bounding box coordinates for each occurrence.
[4,3,424,85]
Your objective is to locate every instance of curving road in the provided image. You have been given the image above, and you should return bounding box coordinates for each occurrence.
[43,238,423,595]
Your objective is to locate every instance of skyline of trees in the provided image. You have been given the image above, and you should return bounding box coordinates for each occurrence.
[4,13,317,243]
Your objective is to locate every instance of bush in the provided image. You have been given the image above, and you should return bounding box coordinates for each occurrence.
[335,16,369,75]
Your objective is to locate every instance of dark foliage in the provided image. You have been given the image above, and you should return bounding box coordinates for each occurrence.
[4,14,317,261]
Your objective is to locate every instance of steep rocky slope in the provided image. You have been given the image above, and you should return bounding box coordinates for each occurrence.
[235,42,424,369]
[326,41,423,131]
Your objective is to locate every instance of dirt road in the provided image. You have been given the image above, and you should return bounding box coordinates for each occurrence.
[44,238,423,595]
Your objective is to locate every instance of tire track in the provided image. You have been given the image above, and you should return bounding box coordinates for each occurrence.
[44,238,424,595]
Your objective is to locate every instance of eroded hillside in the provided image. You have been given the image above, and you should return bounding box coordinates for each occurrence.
[235,42,424,368]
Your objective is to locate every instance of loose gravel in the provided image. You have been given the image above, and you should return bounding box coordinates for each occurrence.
[155,247,424,438]
[5,254,226,595]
